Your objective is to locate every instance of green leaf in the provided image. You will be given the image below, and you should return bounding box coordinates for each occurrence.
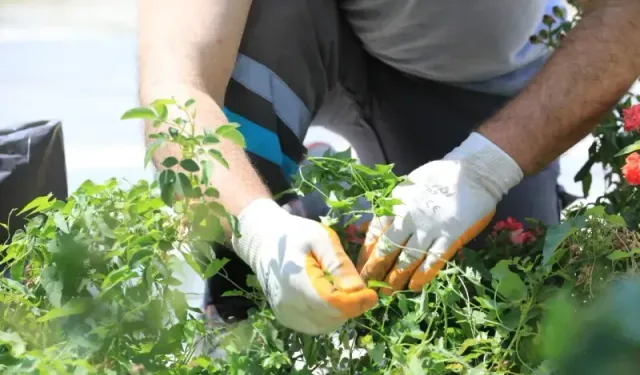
[158,169,176,187]
[203,258,230,279]
[184,98,196,108]
[154,103,168,121]
[542,217,586,267]
[581,172,592,199]
[10,258,25,281]
[180,159,200,172]
[367,280,392,289]
[221,290,245,297]
[607,250,631,261]
[540,293,577,361]
[168,127,180,138]
[208,149,229,168]
[37,298,91,322]
[53,212,69,233]
[18,194,53,215]
[150,98,177,106]
[200,159,214,185]
[121,106,157,120]
[216,124,246,147]
[614,140,640,157]
[208,201,227,216]
[145,137,166,168]
[161,156,179,168]
[100,267,137,295]
[0,331,26,357]
[204,187,220,198]
[128,181,150,199]
[174,172,194,198]
[203,133,220,144]
[490,260,527,301]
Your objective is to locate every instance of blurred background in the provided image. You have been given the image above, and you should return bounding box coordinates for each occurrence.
[0,0,608,305]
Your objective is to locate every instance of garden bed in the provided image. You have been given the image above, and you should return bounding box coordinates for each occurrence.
[3,3,640,374]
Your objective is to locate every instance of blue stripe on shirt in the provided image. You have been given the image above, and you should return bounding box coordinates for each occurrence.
[223,107,299,179]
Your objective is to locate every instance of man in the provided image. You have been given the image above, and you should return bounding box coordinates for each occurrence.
[138,0,640,335]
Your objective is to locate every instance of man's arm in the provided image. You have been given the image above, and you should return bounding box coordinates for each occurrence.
[479,0,640,176]
[138,0,271,226]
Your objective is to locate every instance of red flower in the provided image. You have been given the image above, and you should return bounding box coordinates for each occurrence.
[623,104,640,132]
[492,217,523,235]
[345,224,365,245]
[510,229,537,245]
[622,152,640,185]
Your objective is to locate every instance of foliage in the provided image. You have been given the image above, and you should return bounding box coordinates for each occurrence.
[0,99,243,374]
[1,3,640,375]
[529,1,640,227]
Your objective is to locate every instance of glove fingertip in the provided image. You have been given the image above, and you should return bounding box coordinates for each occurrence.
[336,274,366,293]
[329,289,378,319]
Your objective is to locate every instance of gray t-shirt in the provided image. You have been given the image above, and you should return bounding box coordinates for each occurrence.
[342,0,568,95]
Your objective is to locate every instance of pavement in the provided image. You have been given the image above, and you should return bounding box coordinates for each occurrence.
[0,0,610,305]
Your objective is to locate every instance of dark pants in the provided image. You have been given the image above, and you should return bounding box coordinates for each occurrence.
[206,0,562,321]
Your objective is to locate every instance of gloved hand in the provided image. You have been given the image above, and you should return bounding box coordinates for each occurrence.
[232,199,378,335]
[356,132,523,293]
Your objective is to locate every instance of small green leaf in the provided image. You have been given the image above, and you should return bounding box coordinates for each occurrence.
[208,201,226,216]
[0,331,26,357]
[208,149,229,168]
[614,140,640,157]
[100,267,137,295]
[161,184,176,207]
[200,159,214,185]
[37,298,91,322]
[151,98,177,106]
[607,250,631,261]
[543,217,586,267]
[168,127,180,138]
[180,159,200,172]
[491,260,527,301]
[154,103,168,121]
[53,212,69,233]
[10,258,25,281]
[158,169,177,206]
[174,172,194,198]
[128,249,153,267]
[203,133,220,144]
[216,124,246,147]
[221,290,245,297]
[158,169,177,186]
[367,280,392,289]
[184,98,196,108]
[145,138,166,168]
[121,106,156,120]
[18,194,53,216]
[204,187,220,198]
[203,258,230,279]
[161,157,179,168]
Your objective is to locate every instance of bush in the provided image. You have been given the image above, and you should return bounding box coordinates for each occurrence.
[2,3,640,374]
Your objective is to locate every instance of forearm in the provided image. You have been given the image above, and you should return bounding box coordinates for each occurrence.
[140,85,271,220]
[137,0,269,238]
[479,0,640,176]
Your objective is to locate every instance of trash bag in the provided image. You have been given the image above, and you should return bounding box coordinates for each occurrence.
[0,120,68,245]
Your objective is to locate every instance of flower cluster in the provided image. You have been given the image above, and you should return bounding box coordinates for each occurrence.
[622,152,640,186]
[623,103,640,132]
[622,104,640,186]
[492,217,536,245]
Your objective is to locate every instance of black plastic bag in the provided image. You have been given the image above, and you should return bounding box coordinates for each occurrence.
[0,120,68,245]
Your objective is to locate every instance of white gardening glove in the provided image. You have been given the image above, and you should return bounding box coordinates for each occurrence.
[356,132,523,293]
[232,199,378,335]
